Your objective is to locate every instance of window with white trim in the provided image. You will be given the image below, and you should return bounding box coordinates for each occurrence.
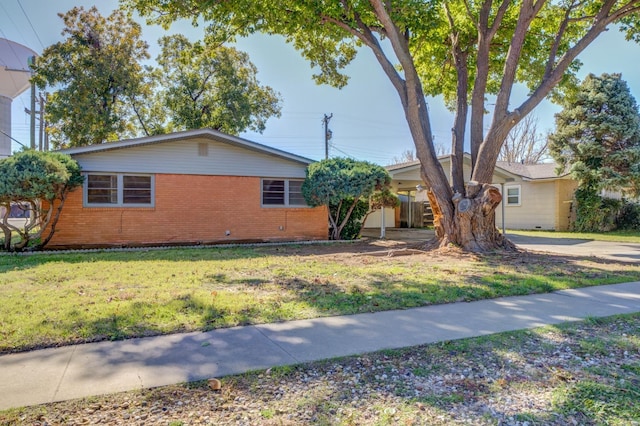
[9,202,31,218]
[505,185,521,206]
[85,173,154,207]
[262,179,307,207]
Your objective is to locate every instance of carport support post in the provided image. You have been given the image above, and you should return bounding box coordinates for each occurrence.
[501,183,506,236]
[380,206,386,239]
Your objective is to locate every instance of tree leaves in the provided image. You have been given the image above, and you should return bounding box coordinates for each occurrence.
[549,73,640,197]
[0,150,83,251]
[33,7,149,148]
[34,6,283,144]
[155,34,282,135]
[301,158,391,239]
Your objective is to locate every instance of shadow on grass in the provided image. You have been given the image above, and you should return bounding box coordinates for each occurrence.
[227,315,639,425]
[2,239,639,354]
[0,241,373,273]
[1,300,639,424]
[1,234,635,274]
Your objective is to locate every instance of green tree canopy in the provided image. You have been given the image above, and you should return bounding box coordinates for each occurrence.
[155,33,282,135]
[124,0,640,252]
[32,6,150,148]
[34,7,283,144]
[550,73,640,197]
[0,150,83,251]
[302,158,391,240]
[550,73,640,232]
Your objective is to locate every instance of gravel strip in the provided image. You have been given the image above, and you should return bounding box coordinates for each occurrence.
[2,314,639,425]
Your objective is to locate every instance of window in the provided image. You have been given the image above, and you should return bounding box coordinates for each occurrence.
[288,180,306,206]
[9,203,31,218]
[505,185,521,206]
[262,179,286,205]
[87,174,118,204]
[123,175,152,204]
[262,179,307,207]
[85,173,154,207]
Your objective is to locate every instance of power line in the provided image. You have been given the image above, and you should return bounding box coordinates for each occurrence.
[16,0,45,50]
[328,143,356,159]
[0,128,27,149]
[0,3,28,46]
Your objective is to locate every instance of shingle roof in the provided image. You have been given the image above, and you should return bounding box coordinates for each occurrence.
[386,159,421,171]
[387,155,567,181]
[495,161,567,180]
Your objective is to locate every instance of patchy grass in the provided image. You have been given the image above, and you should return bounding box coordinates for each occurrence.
[2,314,638,425]
[1,241,639,353]
[507,229,640,243]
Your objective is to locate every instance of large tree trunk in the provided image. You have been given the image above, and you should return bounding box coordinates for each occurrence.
[363,0,625,253]
[426,182,515,252]
[367,1,521,252]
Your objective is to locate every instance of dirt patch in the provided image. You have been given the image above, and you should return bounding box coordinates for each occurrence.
[256,237,623,275]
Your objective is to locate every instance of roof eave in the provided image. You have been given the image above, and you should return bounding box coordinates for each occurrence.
[521,173,571,182]
[56,128,316,165]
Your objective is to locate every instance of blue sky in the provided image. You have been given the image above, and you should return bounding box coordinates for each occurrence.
[2,1,640,165]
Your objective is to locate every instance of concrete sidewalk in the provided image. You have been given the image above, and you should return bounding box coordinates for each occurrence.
[1,281,639,410]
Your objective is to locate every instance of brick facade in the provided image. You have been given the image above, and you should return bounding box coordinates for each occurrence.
[47,174,328,248]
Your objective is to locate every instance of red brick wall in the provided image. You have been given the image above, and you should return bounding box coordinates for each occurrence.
[47,174,328,248]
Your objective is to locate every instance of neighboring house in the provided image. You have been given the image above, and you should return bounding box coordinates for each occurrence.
[364,155,577,231]
[0,202,32,228]
[494,161,577,231]
[46,129,328,248]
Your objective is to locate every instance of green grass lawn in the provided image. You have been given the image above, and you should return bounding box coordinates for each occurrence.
[1,241,639,353]
[507,229,640,243]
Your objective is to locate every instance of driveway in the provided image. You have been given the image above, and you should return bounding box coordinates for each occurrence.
[361,228,640,263]
[506,233,640,263]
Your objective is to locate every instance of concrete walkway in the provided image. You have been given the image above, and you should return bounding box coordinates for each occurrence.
[1,281,639,410]
[507,234,640,263]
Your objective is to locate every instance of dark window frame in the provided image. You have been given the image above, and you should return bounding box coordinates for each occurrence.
[261,178,308,207]
[84,173,155,207]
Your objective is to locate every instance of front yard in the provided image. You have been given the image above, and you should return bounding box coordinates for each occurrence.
[1,238,639,354]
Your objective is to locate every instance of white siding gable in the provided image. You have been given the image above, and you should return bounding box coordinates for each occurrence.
[73,137,308,178]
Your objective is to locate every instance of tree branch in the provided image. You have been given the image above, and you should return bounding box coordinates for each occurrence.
[445,3,468,193]
[516,0,636,120]
[493,0,547,120]
[470,0,511,166]
[130,96,151,136]
[544,2,574,79]
[368,0,453,204]
[473,0,640,184]
[320,8,406,104]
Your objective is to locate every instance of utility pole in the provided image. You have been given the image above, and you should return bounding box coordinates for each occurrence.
[30,81,36,149]
[24,92,46,151]
[28,56,36,150]
[323,113,333,159]
[38,94,44,151]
